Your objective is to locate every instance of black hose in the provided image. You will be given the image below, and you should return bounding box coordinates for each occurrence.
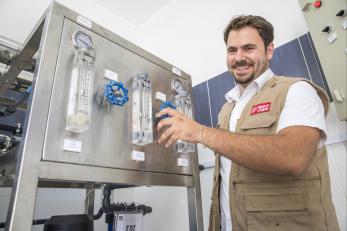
[93,208,104,220]
[93,184,152,220]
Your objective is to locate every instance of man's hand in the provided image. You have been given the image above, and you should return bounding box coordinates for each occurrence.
[156,108,202,147]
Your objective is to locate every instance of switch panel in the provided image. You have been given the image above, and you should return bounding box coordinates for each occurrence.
[299,0,347,120]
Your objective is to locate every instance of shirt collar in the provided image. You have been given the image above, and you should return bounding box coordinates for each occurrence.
[225,69,274,102]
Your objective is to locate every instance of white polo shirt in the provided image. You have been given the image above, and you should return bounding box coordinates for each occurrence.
[219,69,326,231]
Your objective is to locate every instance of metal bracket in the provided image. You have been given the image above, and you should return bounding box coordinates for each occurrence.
[0,21,44,95]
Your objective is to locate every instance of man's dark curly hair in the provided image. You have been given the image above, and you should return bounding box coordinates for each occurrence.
[223,15,274,48]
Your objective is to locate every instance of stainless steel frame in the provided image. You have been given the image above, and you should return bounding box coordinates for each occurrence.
[4,2,203,230]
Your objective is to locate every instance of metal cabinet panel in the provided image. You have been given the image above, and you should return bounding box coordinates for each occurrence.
[42,19,193,175]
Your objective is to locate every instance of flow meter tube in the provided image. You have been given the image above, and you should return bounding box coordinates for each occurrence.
[66,47,95,133]
[132,73,153,145]
[175,91,195,153]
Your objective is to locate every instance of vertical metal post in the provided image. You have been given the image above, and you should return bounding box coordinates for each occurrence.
[85,183,95,217]
[4,19,45,231]
[5,162,40,230]
[187,151,204,231]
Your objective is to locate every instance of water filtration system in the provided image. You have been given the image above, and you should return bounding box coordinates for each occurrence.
[0,2,203,230]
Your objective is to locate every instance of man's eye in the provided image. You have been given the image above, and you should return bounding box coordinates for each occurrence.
[228,49,236,54]
[245,47,255,51]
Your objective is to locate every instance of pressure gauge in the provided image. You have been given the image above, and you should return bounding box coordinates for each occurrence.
[72,31,93,49]
[171,78,184,93]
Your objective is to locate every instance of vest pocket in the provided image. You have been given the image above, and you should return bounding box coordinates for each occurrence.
[245,194,310,231]
[239,112,277,135]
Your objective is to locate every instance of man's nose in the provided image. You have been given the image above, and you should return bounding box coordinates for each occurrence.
[234,49,245,61]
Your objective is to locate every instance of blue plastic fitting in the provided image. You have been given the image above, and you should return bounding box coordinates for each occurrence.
[159,101,176,119]
[104,80,129,106]
[26,86,32,93]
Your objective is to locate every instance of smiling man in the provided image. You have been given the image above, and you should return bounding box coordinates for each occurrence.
[156,15,339,231]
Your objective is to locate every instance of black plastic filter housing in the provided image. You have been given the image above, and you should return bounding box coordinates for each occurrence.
[43,214,93,231]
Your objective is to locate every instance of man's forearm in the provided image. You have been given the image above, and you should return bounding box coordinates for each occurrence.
[201,126,317,176]
[155,108,319,176]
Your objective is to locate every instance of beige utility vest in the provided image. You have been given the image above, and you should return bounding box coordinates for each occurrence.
[208,76,339,231]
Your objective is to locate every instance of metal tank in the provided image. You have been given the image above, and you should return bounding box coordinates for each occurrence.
[1,2,203,230]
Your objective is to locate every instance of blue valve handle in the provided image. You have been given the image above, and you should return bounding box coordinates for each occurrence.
[104,80,129,106]
[26,86,32,93]
[159,101,176,119]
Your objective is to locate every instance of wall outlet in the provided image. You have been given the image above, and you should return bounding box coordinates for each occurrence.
[342,19,347,30]
[328,33,338,44]
[333,89,345,102]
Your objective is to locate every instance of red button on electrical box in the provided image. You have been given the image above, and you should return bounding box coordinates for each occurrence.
[314,0,322,8]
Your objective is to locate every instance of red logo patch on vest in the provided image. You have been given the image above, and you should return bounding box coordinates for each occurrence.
[251,102,271,115]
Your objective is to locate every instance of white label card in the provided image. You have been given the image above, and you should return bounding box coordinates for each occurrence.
[177,158,189,167]
[155,91,166,102]
[115,214,143,231]
[63,139,82,153]
[77,15,92,29]
[131,150,145,161]
[172,67,182,77]
[104,69,118,81]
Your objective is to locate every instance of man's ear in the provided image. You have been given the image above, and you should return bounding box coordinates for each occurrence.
[266,42,274,60]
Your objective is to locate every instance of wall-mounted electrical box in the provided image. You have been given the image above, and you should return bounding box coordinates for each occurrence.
[299,0,347,120]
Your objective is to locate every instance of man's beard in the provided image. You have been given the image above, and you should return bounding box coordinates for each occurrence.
[234,72,255,84]
[231,60,255,85]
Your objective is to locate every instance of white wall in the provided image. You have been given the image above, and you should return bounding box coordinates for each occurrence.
[0,0,138,45]
[327,142,347,230]
[325,103,347,230]
[125,0,311,86]
[0,0,346,230]
[0,0,309,86]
